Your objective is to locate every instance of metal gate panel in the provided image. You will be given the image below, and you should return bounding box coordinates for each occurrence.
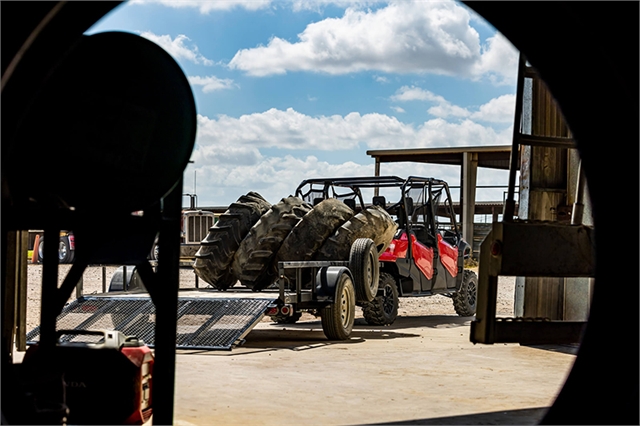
[26,296,275,350]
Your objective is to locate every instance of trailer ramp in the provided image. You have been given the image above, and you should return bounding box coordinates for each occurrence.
[26,294,277,350]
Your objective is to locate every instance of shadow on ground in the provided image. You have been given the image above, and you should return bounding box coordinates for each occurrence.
[364,407,549,425]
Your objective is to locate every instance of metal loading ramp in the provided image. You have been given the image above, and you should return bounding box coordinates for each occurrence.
[26,295,277,350]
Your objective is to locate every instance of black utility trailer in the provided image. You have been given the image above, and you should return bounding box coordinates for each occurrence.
[26,238,379,350]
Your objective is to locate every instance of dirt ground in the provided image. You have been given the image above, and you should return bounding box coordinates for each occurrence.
[22,264,577,425]
[24,264,516,332]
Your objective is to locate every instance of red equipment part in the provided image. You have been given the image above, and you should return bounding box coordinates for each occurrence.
[21,330,153,425]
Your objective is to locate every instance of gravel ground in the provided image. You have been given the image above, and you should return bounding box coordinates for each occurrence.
[25,264,516,333]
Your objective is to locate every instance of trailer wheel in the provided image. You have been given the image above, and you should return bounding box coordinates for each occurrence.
[452,269,477,316]
[315,205,397,261]
[276,198,354,263]
[193,192,271,289]
[349,238,379,303]
[320,272,355,340]
[233,196,312,291]
[362,272,399,325]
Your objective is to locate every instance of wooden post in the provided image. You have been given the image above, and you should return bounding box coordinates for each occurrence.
[461,151,478,250]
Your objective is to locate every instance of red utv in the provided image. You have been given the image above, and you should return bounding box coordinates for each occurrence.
[295,176,478,325]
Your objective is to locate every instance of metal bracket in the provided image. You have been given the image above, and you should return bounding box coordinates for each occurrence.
[470,220,594,345]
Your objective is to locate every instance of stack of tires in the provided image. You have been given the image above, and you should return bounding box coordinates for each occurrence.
[193,193,399,324]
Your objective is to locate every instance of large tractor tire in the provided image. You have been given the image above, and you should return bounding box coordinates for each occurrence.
[276,198,354,263]
[361,272,399,325]
[315,205,398,261]
[452,269,478,316]
[233,196,312,291]
[193,192,271,289]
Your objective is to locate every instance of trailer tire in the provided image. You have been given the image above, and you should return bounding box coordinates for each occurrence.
[362,272,399,325]
[349,238,379,303]
[193,192,271,289]
[452,269,477,316]
[276,198,354,263]
[320,272,356,340]
[233,196,312,291]
[315,205,397,261]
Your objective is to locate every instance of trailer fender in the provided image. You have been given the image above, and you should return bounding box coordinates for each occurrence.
[315,266,352,301]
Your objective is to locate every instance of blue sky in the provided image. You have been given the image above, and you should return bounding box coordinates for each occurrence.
[87,0,519,209]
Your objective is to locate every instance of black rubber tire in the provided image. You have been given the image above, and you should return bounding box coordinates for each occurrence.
[452,269,478,316]
[320,272,356,340]
[362,272,399,325]
[315,205,398,261]
[149,238,159,261]
[58,237,72,263]
[349,238,379,303]
[233,196,312,291]
[193,192,271,289]
[276,198,354,263]
[36,235,44,264]
[274,311,303,324]
[37,235,74,264]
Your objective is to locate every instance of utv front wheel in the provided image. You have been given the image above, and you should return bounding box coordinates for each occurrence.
[362,272,398,325]
[452,269,477,316]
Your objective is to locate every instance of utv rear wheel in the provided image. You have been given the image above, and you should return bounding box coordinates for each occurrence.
[349,238,379,303]
[193,192,271,289]
[362,272,398,325]
[233,196,312,291]
[452,269,477,316]
[320,272,355,340]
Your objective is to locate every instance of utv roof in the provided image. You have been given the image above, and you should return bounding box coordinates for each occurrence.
[295,176,450,191]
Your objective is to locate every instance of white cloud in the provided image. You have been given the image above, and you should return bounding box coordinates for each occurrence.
[391,86,445,103]
[187,108,513,206]
[192,108,511,158]
[474,33,519,85]
[130,0,271,13]
[290,0,386,13]
[390,106,405,113]
[194,109,417,151]
[139,32,213,65]
[374,75,389,84]
[188,75,237,93]
[391,86,515,123]
[469,94,516,123]
[227,1,518,84]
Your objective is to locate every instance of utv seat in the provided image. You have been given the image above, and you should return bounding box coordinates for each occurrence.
[412,224,436,247]
[372,196,386,208]
[343,198,356,211]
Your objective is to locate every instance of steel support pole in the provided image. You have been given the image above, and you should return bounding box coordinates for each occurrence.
[152,179,182,425]
[504,53,526,221]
